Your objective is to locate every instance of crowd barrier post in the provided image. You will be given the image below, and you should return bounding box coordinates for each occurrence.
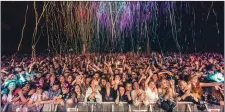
[91,103,94,112]
[128,104,131,112]
[2,102,9,112]
[112,103,114,112]
[149,104,153,112]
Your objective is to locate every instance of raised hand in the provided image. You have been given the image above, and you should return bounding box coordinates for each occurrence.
[148,69,153,77]
[115,79,120,85]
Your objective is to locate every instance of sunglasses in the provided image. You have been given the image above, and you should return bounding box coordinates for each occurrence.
[62,88,68,90]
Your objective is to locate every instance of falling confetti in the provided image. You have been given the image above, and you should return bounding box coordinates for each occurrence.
[23,1,222,55]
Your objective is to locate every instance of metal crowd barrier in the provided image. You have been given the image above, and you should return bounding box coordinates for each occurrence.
[2,102,59,112]
[67,101,223,112]
[3,101,224,112]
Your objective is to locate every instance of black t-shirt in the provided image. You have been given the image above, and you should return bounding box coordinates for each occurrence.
[177,89,196,103]
[118,94,132,104]
[101,88,117,102]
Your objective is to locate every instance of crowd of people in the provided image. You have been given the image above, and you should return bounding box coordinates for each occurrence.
[1,52,224,112]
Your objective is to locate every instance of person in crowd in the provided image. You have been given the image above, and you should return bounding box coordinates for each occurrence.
[27,84,48,112]
[115,85,132,104]
[207,86,224,106]
[176,80,198,103]
[131,81,149,106]
[53,82,73,111]
[11,82,35,105]
[0,52,224,112]
[84,79,102,103]
[157,79,176,112]
[144,69,159,103]
[41,82,61,111]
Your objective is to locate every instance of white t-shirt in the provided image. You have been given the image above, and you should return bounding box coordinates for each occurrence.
[145,88,159,102]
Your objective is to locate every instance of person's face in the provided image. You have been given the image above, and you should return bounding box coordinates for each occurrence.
[67,76,73,83]
[52,85,59,91]
[39,78,44,84]
[133,82,139,90]
[64,73,70,77]
[55,64,59,68]
[166,63,170,66]
[115,75,120,81]
[122,74,127,80]
[50,68,55,73]
[15,68,19,72]
[179,81,187,91]
[85,78,91,85]
[75,85,81,93]
[162,65,167,70]
[149,81,156,89]
[106,82,111,88]
[189,76,198,83]
[26,76,31,81]
[20,71,25,74]
[36,88,43,94]
[76,75,82,83]
[126,84,132,91]
[119,86,125,95]
[93,73,99,80]
[139,68,143,74]
[111,80,115,86]
[36,73,42,78]
[171,69,177,73]
[209,58,213,63]
[62,87,69,93]
[44,73,49,78]
[8,82,16,91]
[23,84,30,91]
[161,79,168,88]
[72,68,77,72]
[152,74,158,81]
[101,79,107,86]
[17,68,22,72]
[103,70,107,74]
[132,73,137,79]
[60,77,65,83]
[115,70,119,74]
[50,75,55,81]
[91,80,98,87]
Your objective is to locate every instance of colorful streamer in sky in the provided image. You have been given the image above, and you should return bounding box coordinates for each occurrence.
[43,1,221,53]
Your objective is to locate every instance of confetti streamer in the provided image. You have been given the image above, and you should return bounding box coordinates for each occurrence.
[19,1,221,55]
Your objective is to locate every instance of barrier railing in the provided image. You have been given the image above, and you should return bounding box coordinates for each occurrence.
[3,101,224,112]
[67,102,224,112]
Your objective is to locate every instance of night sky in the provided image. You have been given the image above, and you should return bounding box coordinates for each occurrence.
[1,1,224,55]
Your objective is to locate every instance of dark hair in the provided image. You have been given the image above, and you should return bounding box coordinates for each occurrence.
[68,75,75,80]
[118,85,125,90]
[74,84,82,94]
[22,81,30,87]
[53,82,60,86]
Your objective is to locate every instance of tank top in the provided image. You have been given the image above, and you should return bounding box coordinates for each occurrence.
[145,88,159,102]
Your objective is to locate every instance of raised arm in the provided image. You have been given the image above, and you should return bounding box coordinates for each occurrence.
[115,90,120,105]
[104,62,114,75]
[138,75,146,85]
[200,82,223,87]
[145,69,153,90]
